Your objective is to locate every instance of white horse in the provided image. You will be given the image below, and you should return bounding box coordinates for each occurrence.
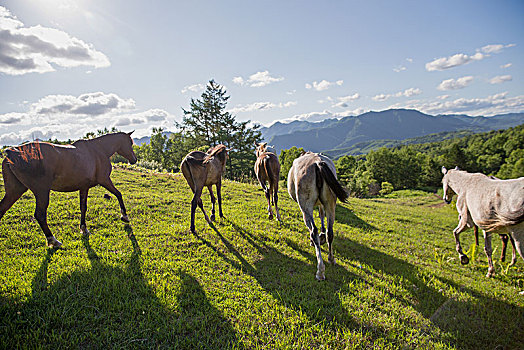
[288,152,349,280]
[441,167,524,277]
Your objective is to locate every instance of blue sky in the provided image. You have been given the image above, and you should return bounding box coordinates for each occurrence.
[0,0,523,145]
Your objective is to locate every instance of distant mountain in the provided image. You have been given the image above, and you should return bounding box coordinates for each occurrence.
[133,131,172,146]
[262,109,524,156]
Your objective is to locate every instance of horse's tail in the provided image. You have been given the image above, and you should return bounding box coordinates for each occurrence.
[316,161,349,203]
[262,156,274,186]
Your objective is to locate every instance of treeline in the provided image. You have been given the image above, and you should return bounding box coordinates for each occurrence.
[324,124,524,196]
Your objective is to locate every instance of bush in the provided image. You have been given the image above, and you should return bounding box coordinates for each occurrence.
[379,181,394,196]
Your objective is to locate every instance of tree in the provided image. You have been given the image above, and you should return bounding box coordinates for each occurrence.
[279,146,305,180]
[179,80,262,179]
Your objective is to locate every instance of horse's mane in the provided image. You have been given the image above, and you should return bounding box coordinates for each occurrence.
[204,144,228,163]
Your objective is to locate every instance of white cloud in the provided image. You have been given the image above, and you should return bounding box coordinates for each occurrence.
[0,112,24,124]
[437,76,474,91]
[276,108,367,124]
[181,83,205,93]
[480,43,515,54]
[500,63,512,69]
[305,79,343,91]
[426,53,484,71]
[393,65,406,72]
[406,58,413,63]
[30,92,135,118]
[489,75,512,84]
[232,70,284,87]
[426,43,515,72]
[0,6,110,75]
[437,95,450,100]
[0,92,176,145]
[372,88,422,101]
[227,101,297,114]
[333,93,360,108]
[388,92,524,116]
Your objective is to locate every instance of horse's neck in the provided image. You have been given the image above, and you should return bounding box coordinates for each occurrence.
[92,135,120,158]
[449,172,477,195]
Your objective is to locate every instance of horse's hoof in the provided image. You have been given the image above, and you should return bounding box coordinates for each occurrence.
[328,257,336,265]
[80,225,90,235]
[268,213,274,220]
[486,272,493,278]
[190,227,196,234]
[47,237,62,248]
[121,215,130,223]
[315,273,325,281]
[210,214,216,222]
[519,290,524,295]
[460,255,469,265]
[319,233,327,245]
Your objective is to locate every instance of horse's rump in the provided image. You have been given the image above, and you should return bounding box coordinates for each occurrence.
[5,143,46,177]
[316,161,348,203]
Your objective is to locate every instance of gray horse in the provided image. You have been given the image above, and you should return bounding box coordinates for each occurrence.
[441,167,524,277]
[288,152,349,280]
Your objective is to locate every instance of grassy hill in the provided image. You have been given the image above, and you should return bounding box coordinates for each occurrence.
[1,167,523,348]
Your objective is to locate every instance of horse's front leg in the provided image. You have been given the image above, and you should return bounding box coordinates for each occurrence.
[34,190,62,248]
[208,185,216,222]
[100,179,129,223]
[483,230,495,277]
[79,189,90,235]
[454,199,470,264]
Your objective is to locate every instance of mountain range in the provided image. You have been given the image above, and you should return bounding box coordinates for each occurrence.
[260,109,524,157]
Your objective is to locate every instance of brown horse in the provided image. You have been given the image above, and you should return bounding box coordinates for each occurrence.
[288,152,349,280]
[254,142,281,222]
[472,225,517,265]
[180,144,229,233]
[0,132,137,248]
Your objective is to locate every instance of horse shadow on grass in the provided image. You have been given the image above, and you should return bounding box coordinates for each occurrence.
[196,220,436,346]
[334,235,524,349]
[0,225,240,349]
[200,218,522,349]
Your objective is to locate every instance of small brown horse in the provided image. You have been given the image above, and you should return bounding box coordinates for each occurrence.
[0,132,137,248]
[471,225,517,265]
[254,142,281,222]
[288,152,349,280]
[180,144,229,233]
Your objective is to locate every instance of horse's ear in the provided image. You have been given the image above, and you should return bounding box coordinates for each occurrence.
[127,130,135,136]
[441,166,448,175]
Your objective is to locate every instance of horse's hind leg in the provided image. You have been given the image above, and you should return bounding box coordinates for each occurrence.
[216,181,224,218]
[208,185,216,222]
[299,200,325,280]
[318,204,326,244]
[272,186,282,223]
[483,230,494,277]
[79,189,89,235]
[100,180,129,223]
[264,187,274,220]
[507,234,517,266]
[0,162,28,220]
[325,201,336,265]
[499,234,508,262]
[34,190,61,248]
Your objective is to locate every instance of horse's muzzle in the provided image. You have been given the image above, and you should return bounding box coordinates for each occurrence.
[129,156,137,165]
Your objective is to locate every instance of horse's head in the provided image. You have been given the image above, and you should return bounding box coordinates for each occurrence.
[441,166,456,204]
[117,131,137,164]
[254,142,267,157]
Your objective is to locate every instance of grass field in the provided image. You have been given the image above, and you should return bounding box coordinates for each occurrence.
[0,166,523,349]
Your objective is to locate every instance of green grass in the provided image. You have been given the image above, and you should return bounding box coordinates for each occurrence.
[1,167,523,349]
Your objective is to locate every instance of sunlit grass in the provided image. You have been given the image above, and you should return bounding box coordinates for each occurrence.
[0,167,522,349]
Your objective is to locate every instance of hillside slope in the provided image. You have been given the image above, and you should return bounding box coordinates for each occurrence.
[0,167,522,348]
